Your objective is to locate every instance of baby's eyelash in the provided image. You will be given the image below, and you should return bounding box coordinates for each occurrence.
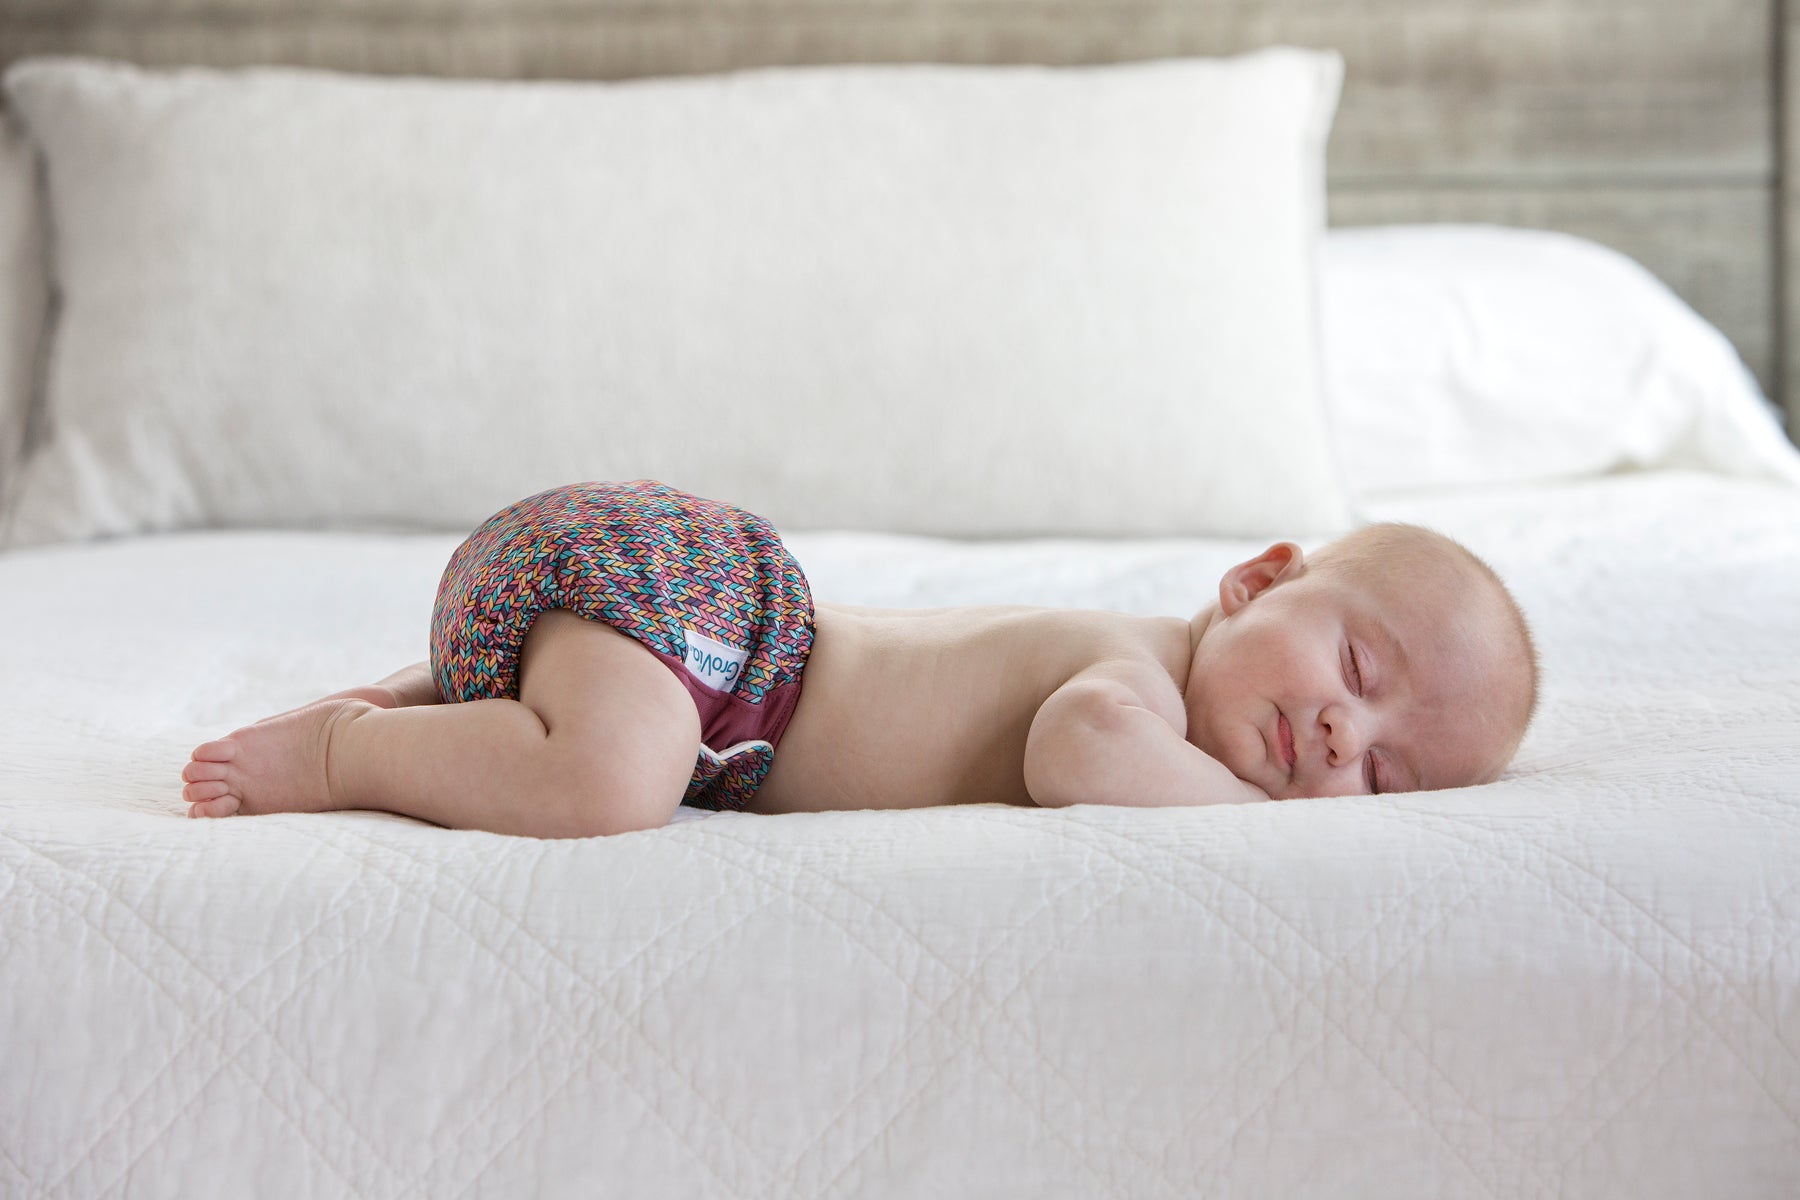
[1349,645,1364,696]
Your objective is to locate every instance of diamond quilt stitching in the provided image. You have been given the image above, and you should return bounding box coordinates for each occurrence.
[301,828,781,1198]
[799,857,1140,1198]
[105,934,392,1199]
[1526,835,1800,1115]
[442,901,781,1200]
[400,839,777,1193]
[668,828,1051,1195]
[1389,807,1800,1132]
[1,831,393,1198]
[1032,817,1514,1195]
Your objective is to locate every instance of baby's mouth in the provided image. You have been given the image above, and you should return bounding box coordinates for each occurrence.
[1277,710,1296,777]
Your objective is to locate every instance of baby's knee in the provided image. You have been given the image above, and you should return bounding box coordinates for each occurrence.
[537,743,685,837]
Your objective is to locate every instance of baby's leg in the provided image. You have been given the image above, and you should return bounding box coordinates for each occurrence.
[243,660,440,730]
[180,611,702,837]
[317,660,442,709]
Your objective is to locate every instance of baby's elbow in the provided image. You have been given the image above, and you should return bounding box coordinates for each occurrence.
[1025,767,1079,808]
[1024,701,1116,809]
[1024,754,1085,809]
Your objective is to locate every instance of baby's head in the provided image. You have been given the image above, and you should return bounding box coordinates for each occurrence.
[1183,523,1538,800]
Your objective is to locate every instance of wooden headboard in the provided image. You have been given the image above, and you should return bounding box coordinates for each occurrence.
[4,0,1792,432]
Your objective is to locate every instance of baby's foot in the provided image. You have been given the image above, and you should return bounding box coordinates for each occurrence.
[181,698,374,819]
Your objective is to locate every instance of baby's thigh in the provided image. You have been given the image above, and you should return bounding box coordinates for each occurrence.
[516,609,701,829]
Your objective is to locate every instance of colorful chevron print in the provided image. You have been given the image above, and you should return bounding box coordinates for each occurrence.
[428,480,815,811]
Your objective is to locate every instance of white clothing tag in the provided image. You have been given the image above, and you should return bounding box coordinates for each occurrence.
[681,626,749,693]
[698,739,773,763]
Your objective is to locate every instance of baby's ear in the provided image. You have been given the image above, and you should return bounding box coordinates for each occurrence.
[1218,542,1305,615]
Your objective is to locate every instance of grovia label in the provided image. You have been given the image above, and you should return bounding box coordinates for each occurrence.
[681,627,748,693]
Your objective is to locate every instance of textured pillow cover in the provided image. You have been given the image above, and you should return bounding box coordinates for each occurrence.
[0,51,1349,546]
[1320,224,1800,496]
[0,112,44,495]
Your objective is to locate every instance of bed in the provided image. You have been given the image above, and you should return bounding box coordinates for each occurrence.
[3,3,1799,1197]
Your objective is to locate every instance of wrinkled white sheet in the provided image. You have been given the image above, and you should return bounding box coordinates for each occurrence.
[2,471,1798,1197]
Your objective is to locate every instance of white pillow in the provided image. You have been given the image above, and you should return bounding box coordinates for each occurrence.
[0,52,1350,546]
[0,111,44,496]
[1320,224,1800,496]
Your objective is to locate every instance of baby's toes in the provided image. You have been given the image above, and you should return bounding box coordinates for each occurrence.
[182,759,229,784]
[190,738,239,763]
[188,794,242,819]
[183,779,232,804]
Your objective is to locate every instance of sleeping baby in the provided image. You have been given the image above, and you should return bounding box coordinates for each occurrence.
[180,480,1539,834]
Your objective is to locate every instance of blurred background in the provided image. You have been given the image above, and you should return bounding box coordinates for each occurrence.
[0,0,1791,426]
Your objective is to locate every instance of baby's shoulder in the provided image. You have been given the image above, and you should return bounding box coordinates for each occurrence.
[1027,610,1191,725]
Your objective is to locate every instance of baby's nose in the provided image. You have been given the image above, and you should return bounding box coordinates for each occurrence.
[1320,706,1368,765]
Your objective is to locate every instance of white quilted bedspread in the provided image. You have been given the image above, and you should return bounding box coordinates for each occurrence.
[3,471,1798,1198]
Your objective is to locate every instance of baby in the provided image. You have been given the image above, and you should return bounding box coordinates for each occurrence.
[181,480,1539,835]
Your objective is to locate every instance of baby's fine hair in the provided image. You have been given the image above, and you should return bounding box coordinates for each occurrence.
[1311,522,1541,743]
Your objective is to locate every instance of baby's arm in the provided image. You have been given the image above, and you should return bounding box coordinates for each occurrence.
[1023,663,1270,809]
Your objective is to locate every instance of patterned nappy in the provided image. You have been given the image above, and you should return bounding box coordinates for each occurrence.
[429,480,815,811]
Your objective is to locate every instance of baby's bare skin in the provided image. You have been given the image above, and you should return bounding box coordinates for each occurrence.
[747,602,1196,813]
[180,601,1213,826]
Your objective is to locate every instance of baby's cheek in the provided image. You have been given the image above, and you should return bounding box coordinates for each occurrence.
[1193,715,1244,774]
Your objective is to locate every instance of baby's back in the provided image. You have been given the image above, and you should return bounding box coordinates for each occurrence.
[745,602,1187,813]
